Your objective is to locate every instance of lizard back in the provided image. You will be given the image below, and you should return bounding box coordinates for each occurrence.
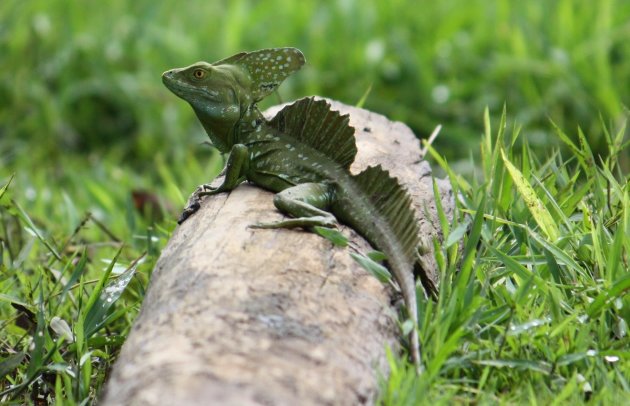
[257,98,421,266]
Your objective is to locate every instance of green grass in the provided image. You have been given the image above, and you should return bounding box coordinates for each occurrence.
[380,110,630,404]
[1,0,629,404]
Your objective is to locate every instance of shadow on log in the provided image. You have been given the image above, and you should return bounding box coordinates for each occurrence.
[101,99,454,405]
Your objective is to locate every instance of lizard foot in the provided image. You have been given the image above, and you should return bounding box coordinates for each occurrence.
[250,216,338,229]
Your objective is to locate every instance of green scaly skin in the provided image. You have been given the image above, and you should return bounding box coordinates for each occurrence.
[162,48,423,373]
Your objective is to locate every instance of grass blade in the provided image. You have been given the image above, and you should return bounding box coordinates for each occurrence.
[0,174,15,201]
[351,252,392,283]
[0,352,26,380]
[83,251,144,338]
[313,226,348,247]
[12,201,62,261]
[355,84,372,108]
[500,149,559,241]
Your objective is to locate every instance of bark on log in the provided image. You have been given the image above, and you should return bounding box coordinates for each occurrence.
[101,98,454,405]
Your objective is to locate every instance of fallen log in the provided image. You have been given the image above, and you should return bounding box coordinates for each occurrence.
[101,98,454,405]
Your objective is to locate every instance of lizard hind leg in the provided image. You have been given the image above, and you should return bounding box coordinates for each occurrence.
[251,182,337,229]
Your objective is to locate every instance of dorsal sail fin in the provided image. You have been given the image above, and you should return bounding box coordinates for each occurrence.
[268,97,357,169]
[352,165,420,262]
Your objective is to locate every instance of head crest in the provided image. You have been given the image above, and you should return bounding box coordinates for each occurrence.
[214,47,305,102]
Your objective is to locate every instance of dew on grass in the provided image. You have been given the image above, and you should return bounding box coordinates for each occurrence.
[365,39,385,64]
[508,317,551,335]
[33,13,52,36]
[431,85,450,104]
[25,186,37,201]
[50,316,74,342]
[65,365,76,378]
[604,355,620,363]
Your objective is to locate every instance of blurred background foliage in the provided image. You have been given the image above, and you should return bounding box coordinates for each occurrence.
[2,0,629,168]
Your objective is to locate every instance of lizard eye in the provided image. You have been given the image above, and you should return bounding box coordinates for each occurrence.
[192,69,206,79]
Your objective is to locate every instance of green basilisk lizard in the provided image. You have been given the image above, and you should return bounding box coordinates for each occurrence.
[162,47,424,373]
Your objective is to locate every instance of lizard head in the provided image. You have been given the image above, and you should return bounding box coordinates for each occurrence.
[162,48,305,152]
[162,61,248,152]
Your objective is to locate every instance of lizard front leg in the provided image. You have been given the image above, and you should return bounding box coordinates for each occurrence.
[178,144,249,224]
[252,182,337,229]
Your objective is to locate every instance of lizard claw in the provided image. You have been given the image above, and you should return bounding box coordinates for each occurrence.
[177,183,213,224]
[177,200,201,224]
[200,184,217,192]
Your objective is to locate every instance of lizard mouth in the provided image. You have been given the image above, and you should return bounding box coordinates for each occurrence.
[161,71,220,102]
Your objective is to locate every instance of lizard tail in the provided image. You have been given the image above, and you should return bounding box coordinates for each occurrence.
[342,165,423,373]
